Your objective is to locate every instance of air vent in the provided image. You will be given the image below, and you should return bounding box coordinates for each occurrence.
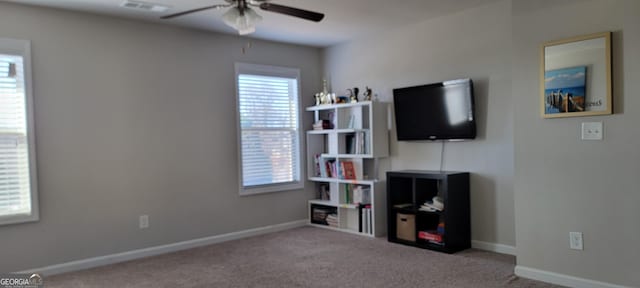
[120,0,169,12]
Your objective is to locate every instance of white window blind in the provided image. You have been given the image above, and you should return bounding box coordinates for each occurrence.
[236,63,302,195]
[0,38,37,225]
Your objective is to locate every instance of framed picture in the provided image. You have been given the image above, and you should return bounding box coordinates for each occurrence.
[540,32,612,118]
[544,66,587,114]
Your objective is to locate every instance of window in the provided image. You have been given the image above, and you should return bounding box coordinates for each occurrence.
[0,38,38,225]
[235,63,302,195]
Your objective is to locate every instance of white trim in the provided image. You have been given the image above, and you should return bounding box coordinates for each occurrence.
[515,265,631,288]
[18,219,307,276]
[0,37,39,226]
[471,240,516,255]
[234,62,304,196]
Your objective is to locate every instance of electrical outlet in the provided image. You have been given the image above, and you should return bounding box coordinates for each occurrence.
[581,122,603,140]
[569,232,583,250]
[139,215,149,229]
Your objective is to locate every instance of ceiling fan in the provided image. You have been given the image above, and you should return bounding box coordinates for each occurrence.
[161,0,325,35]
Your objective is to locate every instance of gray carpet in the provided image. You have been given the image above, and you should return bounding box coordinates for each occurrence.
[45,227,562,287]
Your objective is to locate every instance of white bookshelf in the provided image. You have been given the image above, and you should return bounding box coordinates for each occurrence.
[306,101,389,237]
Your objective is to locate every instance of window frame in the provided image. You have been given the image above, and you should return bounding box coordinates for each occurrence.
[234,62,304,196]
[0,37,38,226]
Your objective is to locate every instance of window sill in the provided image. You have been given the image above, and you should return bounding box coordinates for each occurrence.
[0,213,39,226]
[240,182,304,196]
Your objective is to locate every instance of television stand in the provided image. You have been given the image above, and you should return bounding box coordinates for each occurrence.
[386,170,470,253]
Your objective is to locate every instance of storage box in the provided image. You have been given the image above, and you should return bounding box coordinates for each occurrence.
[396,213,416,242]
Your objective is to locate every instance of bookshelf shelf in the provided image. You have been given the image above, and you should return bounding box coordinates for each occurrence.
[309,199,333,206]
[307,129,371,135]
[307,130,333,135]
[307,101,389,237]
[305,101,374,111]
[335,179,376,185]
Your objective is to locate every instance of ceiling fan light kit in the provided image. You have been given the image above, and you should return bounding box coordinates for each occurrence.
[222,7,262,35]
[161,0,324,36]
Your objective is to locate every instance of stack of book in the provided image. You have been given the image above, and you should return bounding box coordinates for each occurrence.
[418,231,442,243]
[312,208,329,224]
[418,223,445,245]
[326,213,339,228]
[313,119,333,130]
[419,196,444,212]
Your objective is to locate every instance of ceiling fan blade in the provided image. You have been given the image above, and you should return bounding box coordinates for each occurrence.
[161,5,228,19]
[259,3,324,22]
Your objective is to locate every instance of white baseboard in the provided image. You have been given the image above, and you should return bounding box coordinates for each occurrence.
[19,219,307,276]
[471,240,516,255]
[515,266,630,288]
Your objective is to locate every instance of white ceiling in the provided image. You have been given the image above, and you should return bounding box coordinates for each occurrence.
[6,0,500,47]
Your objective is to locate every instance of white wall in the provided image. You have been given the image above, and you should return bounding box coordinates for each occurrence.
[324,0,516,248]
[513,0,640,286]
[0,2,321,272]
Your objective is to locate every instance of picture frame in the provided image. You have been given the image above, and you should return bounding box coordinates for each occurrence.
[540,32,612,118]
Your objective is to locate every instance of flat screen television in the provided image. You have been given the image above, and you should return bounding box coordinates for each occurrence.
[393,78,476,141]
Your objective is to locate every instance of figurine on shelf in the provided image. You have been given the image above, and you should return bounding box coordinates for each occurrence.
[347,88,357,103]
[314,79,332,105]
[363,86,372,101]
[353,87,360,101]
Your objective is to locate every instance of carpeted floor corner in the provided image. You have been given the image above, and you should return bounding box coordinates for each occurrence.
[44,226,563,287]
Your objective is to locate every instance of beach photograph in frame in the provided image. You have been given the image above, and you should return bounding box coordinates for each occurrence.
[540,31,612,118]
[544,66,586,114]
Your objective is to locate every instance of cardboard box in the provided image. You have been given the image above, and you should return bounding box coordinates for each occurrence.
[396,213,416,242]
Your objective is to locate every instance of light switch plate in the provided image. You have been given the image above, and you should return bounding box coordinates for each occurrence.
[581,122,603,140]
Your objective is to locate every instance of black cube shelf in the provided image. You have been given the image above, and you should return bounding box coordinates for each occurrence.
[387,170,470,253]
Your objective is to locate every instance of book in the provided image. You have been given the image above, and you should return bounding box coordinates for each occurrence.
[341,161,356,180]
[356,132,361,154]
[313,154,321,177]
[358,205,363,233]
[362,207,369,234]
[347,114,355,129]
[361,187,371,204]
[318,183,330,200]
[365,205,372,234]
[326,213,339,227]
[345,134,354,154]
[319,157,327,178]
[345,184,350,204]
[351,185,371,205]
[418,231,443,243]
[325,159,337,178]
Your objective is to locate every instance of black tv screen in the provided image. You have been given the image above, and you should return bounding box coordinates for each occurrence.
[393,79,476,141]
